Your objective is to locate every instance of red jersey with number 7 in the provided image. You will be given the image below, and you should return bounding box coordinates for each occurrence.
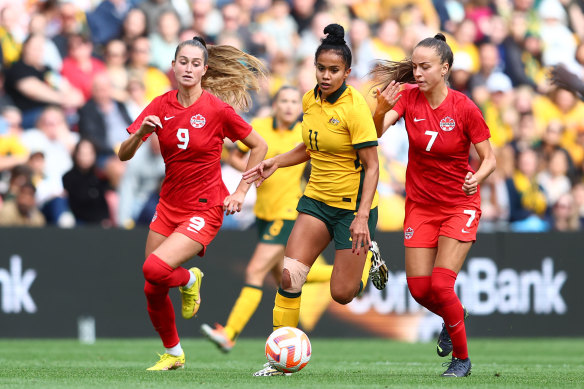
[392,87,490,207]
[127,90,252,211]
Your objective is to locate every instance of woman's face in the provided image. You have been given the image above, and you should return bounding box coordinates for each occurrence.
[76,140,96,170]
[172,45,208,89]
[315,50,350,99]
[411,45,448,93]
[274,88,301,126]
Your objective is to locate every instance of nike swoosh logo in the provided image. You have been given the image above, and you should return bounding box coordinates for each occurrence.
[461,229,470,233]
[448,320,462,328]
[164,116,175,120]
[413,118,425,122]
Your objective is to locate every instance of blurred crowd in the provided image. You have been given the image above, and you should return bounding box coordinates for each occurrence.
[0,0,583,232]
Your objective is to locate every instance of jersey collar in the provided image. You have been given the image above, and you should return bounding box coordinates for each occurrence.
[313,82,347,104]
[272,116,297,131]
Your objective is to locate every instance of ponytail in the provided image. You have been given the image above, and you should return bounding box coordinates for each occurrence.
[175,37,268,111]
[369,33,453,90]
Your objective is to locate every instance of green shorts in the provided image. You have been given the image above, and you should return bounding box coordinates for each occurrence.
[296,195,377,250]
[256,218,295,245]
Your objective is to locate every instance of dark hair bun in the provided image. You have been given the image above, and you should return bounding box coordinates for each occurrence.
[322,24,345,45]
[193,36,207,48]
[434,33,446,42]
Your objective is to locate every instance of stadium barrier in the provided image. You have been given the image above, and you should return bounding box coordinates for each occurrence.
[0,228,579,340]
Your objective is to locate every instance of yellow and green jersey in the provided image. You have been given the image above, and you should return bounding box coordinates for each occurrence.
[238,116,305,220]
[302,83,378,210]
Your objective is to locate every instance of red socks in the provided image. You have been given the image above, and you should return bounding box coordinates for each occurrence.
[406,275,441,315]
[431,267,468,360]
[407,268,468,360]
[142,253,190,287]
[142,254,189,348]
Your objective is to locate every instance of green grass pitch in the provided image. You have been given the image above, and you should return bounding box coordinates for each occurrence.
[1,338,583,388]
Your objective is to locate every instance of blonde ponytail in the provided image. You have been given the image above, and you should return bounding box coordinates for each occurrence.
[203,45,268,112]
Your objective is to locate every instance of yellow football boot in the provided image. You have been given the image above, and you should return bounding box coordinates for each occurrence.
[179,267,204,319]
[146,352,185,371]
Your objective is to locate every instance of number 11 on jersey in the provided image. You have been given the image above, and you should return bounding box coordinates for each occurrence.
[308,129,319,150]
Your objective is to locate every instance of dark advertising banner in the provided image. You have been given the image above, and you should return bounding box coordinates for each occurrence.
[0,228,581,339]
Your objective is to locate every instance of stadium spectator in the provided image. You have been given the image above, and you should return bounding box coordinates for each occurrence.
[77,72,131,189]
[481,72,515,149]
[27,12,63,72]
[62,139,111,226]
[53,1,88,59]
[117,132,164,228]
[124,77,149,120]
[86,0,130,47]
[190,0,225,41]
[550,192,580,231]
[2,163,32,202]
[295,11,332,61]
[572,182,584,226]
[61,33,107,103]
[104,39,130,103]
[537,148,572,206]
[372,33,496,377]
[127,36,171,103]
[245,24,387,376]
[0,106,28,177]
[505,148,549,230]
[468,42,500,98]
[0,179,45,227]
[138,0,180,35]
[149,10,181,73]
[258,0,298,59]
[120,7,148,48]
[21,106,76,226]
[4,34,84,129]
[118,36,267,370]
[0,3,24,67]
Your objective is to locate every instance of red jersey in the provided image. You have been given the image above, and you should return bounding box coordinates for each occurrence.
[392,87,490,206]
[127,90,252,211]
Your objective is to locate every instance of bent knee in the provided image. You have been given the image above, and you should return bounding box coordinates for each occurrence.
[330,285,356,305]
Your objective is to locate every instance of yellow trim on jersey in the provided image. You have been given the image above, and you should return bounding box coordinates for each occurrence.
[301,83,379,210]
[238,116,304,220]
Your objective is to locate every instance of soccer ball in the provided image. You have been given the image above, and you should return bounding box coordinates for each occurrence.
[265,327,311,373]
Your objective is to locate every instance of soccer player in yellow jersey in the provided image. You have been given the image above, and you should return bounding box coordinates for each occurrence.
[244,24,388,376]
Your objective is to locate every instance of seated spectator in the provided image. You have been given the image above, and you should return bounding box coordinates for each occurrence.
[537,149,572,207]
[120,8,148,48]
[4,33,84,129]
[0,106,28,177]
[0,180,46,227]
[2,164,33,202]
[482,72,516,149]
[62,139,111,226]
[104,39,130,103]
[117,134,164,229]
[550,192,580,231]
[505,148,549,231]
[77,73,131,188]
[124,77,148,120]
[0,4,24,67]
[21,106,77,225]
[149,10,181,73]
[61,33,107,103]
[53,1,88,59]
[127,36,171,103]
[86,0,130,46]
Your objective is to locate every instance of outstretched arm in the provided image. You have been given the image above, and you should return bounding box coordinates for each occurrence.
[243,142,309,187]
[224,129,268,214]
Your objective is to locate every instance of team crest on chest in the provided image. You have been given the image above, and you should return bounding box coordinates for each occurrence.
[329,116,340,125]
[190,114,206,128]
[439,116,455,132]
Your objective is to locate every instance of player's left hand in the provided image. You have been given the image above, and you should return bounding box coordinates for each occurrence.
[349,215,371,255]
[223,190,245,215]
[462,172,478,196]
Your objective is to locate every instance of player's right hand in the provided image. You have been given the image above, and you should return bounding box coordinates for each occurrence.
[375,81,402,115]
[139,115,162,135]
[242,157,278,187]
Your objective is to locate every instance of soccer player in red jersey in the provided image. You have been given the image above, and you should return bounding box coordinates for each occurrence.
[371,33,496,377]
[118,37,268,371]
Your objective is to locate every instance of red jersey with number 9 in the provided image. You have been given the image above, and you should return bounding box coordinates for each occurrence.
[127,90,252,211]
[392,87,490,207]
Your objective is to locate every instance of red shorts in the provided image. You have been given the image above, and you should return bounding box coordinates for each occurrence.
[150,200,224,256]
[403,199,481,247]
